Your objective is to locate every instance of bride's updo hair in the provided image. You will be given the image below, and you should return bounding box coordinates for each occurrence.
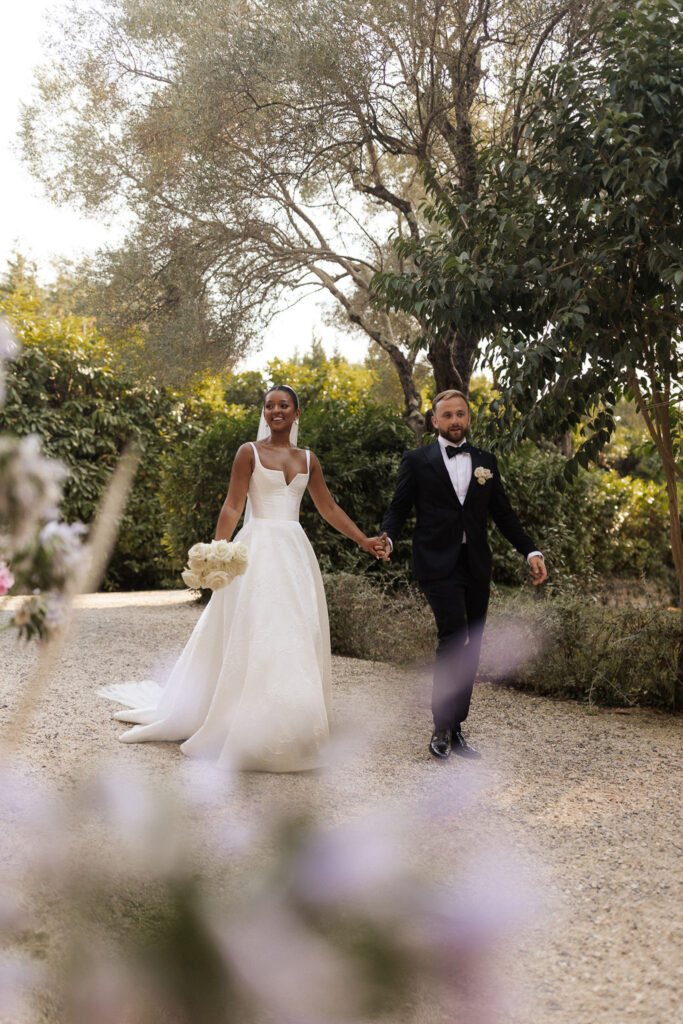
[265,384,299,409]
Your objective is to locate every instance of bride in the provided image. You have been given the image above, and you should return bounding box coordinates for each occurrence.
[100,385,384,772]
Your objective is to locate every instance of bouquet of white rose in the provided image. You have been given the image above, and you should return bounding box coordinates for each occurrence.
[181,539,248,591]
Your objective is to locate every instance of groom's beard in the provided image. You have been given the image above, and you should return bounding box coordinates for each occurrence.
[439,427,468,442]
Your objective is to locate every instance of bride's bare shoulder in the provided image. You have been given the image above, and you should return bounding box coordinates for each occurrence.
[234,443,256,465]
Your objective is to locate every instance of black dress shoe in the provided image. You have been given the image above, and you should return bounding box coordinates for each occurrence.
[429,729,452,760]
[451,729,481,759]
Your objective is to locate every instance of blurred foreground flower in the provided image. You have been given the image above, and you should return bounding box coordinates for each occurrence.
[0,316,18,404]
[0,315,88,642]
[1,515,88,641]
[0,435,67,555]
[0,435,87,640]
[0,560,14,596]
[0,761,537,1024]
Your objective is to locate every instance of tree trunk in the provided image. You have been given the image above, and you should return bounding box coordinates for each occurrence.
[627,369,683,606]
[387,346,425,441]
[427,338,460,395]
[663,466,683,608]
[428,327,480,397]
[452,328,480,396]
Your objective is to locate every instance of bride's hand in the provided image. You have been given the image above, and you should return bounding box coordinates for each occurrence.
[362,535,391,561]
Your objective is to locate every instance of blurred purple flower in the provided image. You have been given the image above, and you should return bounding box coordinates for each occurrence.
[0,435,68,554]
[0,954,40,1020]
[291,812,406,907]
[216,898,358,1022]
[84,765,185,877]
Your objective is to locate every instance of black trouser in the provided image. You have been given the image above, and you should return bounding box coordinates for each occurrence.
[420,546,490,732]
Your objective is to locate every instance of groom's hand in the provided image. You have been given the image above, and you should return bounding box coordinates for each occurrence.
[371,532,391,562]
[529,555,547,586]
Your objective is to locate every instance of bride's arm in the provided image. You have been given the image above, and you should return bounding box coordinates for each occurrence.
[214,445,254,541]
[307,453,383,556]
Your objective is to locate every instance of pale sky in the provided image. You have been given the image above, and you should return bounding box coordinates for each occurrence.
[0,0,368,369]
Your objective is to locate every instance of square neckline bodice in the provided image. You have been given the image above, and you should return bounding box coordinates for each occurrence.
[250,441,310,488]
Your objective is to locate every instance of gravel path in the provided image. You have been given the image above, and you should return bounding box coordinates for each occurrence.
[1,591,681,1023]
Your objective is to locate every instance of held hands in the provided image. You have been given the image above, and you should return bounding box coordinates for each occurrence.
[362,532,391,562]
[529,555,547,586]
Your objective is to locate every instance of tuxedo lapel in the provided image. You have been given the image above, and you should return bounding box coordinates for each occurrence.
[463,448,483,506]
[425,441,460,505]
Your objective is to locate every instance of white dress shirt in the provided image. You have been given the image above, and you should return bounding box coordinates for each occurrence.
[438,435,470,541]
[438,434,471,506]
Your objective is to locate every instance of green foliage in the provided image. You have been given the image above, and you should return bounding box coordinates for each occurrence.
[159,406,260,572]
[375,0,683,596]
[160,398,414,582]
[480,593,682,710]
[296,400,413,580]
[323,573,434,663]
[379,0,682,440]
[322,574,681,710]
[488,443,672,588]
[601,399,664,481]
[0,289,197,589]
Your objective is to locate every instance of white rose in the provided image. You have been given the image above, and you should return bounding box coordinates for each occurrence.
[181,570,202,589]
[203,570,230,591]
[188,542,209,561]
[474,467,493,485]
[229,543,249,571]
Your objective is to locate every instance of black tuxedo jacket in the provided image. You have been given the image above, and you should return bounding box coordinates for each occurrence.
[381,441,537,583]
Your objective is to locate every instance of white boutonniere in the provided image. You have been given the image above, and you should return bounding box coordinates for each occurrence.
[474,466,493,485]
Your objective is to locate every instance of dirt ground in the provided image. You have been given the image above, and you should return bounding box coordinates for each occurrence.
[1,590,681,1024]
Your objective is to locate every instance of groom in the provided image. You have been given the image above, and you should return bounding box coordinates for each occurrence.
[379,390,547,760]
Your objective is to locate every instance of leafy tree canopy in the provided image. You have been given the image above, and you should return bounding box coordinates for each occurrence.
[375,0,683,598]
[22,0,591,427]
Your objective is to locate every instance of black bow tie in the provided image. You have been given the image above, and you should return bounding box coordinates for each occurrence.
[445,443,472,458]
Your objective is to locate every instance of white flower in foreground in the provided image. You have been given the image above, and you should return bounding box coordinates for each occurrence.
[0,435,67,552]
[0,317,19,404]
[40,521,86,578]
[474,466,493,485]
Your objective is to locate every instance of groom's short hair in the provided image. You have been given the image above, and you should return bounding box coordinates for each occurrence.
[432,389,470,412]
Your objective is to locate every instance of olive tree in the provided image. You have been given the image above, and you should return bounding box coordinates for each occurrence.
[23,0,588,435]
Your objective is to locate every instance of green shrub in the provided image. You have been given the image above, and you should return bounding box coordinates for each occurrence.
[0,341,200,589]
[322,574,681,711]
[585,472,671,577]
[297,399,414,582]
[159,405,260,572]
[488,442,672,591]
[480,592,682,710]
[323,572,434,662]
[160,399,415,584]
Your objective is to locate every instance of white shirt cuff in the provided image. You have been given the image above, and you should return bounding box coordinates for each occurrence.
[527,551,543,563]
[386,536,394,552]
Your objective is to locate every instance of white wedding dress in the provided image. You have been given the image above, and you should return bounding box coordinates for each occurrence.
[99,444,332,772]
